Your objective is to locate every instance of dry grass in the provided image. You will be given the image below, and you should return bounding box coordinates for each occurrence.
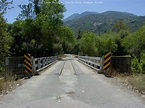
[0,78,4,92]
[0,79,22,95]
[112,53,145,93]
[114,73,145,94]
[0,73,22,95]
[127,74,145,93]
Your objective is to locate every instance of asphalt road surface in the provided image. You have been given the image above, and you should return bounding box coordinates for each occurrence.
[0,55,145,108]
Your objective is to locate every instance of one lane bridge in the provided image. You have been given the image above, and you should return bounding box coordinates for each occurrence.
[0,54,145,108]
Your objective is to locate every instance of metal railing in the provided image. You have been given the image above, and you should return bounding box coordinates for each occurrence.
[78,55,103,71]
[32,56,58,74]
[5,56,58,76]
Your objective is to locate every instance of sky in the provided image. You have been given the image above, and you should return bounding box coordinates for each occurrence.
[4,0,145,23]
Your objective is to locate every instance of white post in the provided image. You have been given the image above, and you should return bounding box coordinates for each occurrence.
[100,56,104,71]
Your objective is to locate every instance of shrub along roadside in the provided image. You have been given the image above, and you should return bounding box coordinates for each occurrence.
[142,53,145,73]
[131,56,143,74]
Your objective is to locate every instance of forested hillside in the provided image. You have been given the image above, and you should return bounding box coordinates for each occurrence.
[64,11,145,36]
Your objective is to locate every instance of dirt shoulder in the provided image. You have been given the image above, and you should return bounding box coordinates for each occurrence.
[109,74,145,100]
[0,77,23,96]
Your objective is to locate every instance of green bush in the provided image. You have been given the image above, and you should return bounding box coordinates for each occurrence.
[142,53,145,73]
[132,56,143,73]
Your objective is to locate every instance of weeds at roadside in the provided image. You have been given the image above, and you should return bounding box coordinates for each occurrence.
[0,78,4,93]
[127,74,145,94]
[0,72,22,95]
[113,72,145,95]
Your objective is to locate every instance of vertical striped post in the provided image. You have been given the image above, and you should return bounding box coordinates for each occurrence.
[103,52,111,70]
[24,53,32,74]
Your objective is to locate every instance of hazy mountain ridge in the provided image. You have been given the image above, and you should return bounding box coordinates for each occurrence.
[64,11,98,21]
[64,11,145,36]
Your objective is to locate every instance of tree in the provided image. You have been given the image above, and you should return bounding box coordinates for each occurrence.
[77,31,118,56]
[113,30,130,56]
[21,19,38,54]
[29,0,41,15]
[0,0,13,15]
[8,20,24,56]
[41,0,66,32]
[16,0,66,56]
[98,32,118,55]
[58,26,75,53]
[18,3,34,20]
[17,0,41,20]
[34,0,65,56]
[79,31,98,56]
[122,26,145,62]
[0,0,13,74]
[111,20,130,55]
[0,15,13,72]
[53,43,63,55]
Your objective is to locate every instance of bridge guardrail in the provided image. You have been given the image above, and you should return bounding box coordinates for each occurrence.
[32,56,58,74]
[78,55,131,75]
[5,56,58,77]
[78,55,103,71]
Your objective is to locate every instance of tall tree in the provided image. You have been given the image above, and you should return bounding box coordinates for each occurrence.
[113,30,130,56]
[97,32,118,55]
[40,0,66,55]
[18,0,41,19]
[59,26,74,53]
[16,0,66,56]
[79,31,98,56]
[0,15,13,72]
[0,0,13,73]
[111,20,130,55]
[29,0,41,15]
[8,20,24,56]
[0,0,13,15]
[18,3,34,20]
[122,26,145,62]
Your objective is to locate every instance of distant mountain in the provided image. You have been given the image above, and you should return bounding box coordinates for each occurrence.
[64,13,80,21]
[64,11,145,36]
[101,11,137,18]
[64,11,98,21]
[79,11,98,17]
